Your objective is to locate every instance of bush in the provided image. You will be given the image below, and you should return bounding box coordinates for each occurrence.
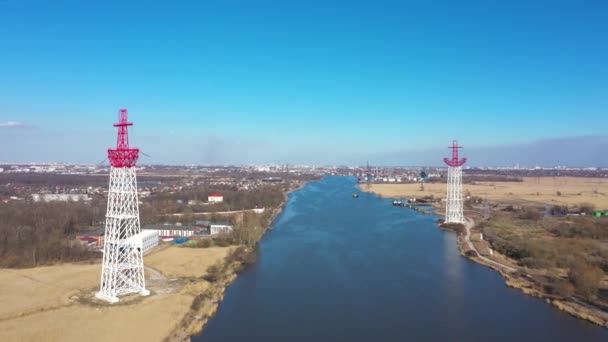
[197,239,212,248]
[203,264,223,283]
[465,250,478,257]
[550,205,568,216]
[213,239,231,247]
[225,246,258,273]
[520,257,553,269]
[548,217,608,240]
[579,203,596,215]
[555,281,575,299]
[226,246,257,265]
[519,209,542,221]
[440,223,465,234]
[569,259,604,300]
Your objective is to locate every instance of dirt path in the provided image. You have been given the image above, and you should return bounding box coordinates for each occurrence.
[463,217,517,273]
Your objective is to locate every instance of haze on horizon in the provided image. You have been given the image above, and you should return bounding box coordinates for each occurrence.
[1,1,607,167]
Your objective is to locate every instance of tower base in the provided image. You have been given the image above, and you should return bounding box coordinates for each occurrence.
[95,292,119,304]
[95,289,150,304]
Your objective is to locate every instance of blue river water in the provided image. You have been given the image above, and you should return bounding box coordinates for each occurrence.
[195,176,608,341]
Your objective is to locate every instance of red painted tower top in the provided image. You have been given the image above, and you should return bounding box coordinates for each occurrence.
[443,140,467,167]
[108,109,139,168]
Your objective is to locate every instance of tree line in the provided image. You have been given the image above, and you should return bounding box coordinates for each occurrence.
[0,200,104,268]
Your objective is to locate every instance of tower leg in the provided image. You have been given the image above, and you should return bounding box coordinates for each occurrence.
[445,166,464,224]
[97,167,148,303]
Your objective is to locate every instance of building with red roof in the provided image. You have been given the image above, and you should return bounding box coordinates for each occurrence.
[208,193,223,203]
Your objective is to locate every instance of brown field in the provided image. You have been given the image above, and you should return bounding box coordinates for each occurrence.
[146,246,233,278]
[0,263,99,321]
[0,245,231,342]
[362,177,608,208]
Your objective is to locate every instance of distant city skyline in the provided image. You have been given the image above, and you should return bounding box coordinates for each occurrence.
[1,1,607,166]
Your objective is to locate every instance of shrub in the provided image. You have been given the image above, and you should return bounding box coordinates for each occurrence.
[465,250,478,257]
[227,246,257,265]
[213,239,231,247]
[197,239,212,248]
[549,205,568,216]
[579,203,596,215]
[520,257,553,269]
[555,281,575,299]
[203,264,223,283]
[440,223,465,234]
[519,209,542,221]
[569,259,604,300]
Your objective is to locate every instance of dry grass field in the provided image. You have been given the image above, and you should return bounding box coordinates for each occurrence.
[146,246,234,278]
[0,245,231,342]
[363,177,608,208]
[0,263,99,321]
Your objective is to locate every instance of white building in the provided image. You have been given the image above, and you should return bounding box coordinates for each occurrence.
[208,193,223,203]
[210,223,233,236]
[143,225,202,238]
[128,230,159,255]
[32,194,90,202]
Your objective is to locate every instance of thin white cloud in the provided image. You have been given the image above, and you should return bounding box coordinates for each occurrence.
[0,121,24,127]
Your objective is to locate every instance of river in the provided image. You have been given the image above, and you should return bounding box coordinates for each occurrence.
[195,176,608,341]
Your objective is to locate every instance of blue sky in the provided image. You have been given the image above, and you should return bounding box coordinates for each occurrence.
[1,0,607,166]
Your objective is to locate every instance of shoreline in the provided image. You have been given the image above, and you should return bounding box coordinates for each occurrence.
[359,184,608,329]
[448,220,608,328]
[166,180,311,341]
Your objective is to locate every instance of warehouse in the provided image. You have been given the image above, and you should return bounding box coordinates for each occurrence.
[128,230,159,255]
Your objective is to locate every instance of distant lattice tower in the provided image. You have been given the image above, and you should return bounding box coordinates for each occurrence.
[96,109,149,303]
[443,140,467,224]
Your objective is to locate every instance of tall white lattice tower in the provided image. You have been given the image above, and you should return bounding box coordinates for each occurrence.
[443,140,467,224]
[96,109,149,303]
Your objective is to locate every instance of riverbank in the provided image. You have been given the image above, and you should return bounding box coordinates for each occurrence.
[359,183,608,329]
[451,220,608,328]
[165,208,285,341]
[166,180,312,341]
[0,181,312,342]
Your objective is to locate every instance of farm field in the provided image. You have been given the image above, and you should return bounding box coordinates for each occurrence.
[363,177,608,208]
